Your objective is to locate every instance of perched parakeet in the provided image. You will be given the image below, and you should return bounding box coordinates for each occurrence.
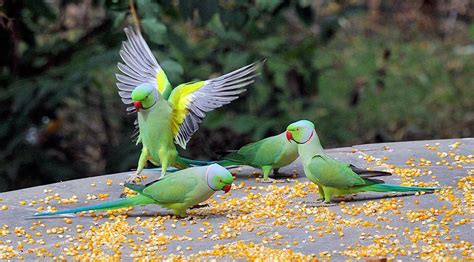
[34,164,233,218]
[218,132,298,182]
[116,26,263,182]
[286,120,439,203]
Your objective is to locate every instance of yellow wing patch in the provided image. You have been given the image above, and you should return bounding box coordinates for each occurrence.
[156,69,171,94]
[168,81,205,136]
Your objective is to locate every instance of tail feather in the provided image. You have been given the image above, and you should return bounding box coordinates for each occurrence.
[125,183,146,194]
[350,164,392,178]
[144,156,213,172]
[220,151,247,166]
[33,194,154,217]
[143,156,241,171]
[176,156,214,166]
[216,159,241,167]
[364,183,441,193]
[145,167,180,173]
[215,150,237,157]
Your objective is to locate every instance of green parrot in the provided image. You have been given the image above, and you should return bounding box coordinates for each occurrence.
[33,164,233,218]
[285,120,439,203]
[116,26,263,182]
[217,132,298,183]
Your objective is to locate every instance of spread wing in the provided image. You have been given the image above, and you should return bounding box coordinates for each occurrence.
[115,26,171,106]
[168,60,264,149]
[115,26,172,140]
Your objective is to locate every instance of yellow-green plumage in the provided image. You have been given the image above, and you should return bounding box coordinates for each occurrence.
[115,27,264,181]
[220,132,298,181]
[287,120,439,203]
[34,164,233,218]
[136,98,177,173]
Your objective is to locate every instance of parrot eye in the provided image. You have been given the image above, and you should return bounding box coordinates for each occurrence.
[218,178,223,183]
[296,128,300,131]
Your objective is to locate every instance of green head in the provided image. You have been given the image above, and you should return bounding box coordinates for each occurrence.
[206,164,234,193]
[131,83,158,111]
[286,120,315,144]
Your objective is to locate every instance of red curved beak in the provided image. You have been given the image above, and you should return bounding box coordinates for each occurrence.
[286,131,293,142]
[133,101,142,111]
[222,184,232,193]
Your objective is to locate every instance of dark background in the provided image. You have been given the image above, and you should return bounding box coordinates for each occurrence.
[1,0,473,192]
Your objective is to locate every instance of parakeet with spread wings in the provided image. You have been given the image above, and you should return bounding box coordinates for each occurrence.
[116,26,263,182]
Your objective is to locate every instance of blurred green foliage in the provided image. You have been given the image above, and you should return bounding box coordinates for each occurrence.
[1,0,472,191]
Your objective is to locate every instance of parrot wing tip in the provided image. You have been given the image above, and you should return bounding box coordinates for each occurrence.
[31,212,74,218]
[32,212,49,217]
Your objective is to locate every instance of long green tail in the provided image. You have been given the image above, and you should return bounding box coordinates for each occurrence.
[215,151,247,167]
[145,167,180,172]
[216,159,241,167]
[33,194,154,217]
[144,155,242,173]
[177,156,212,166]
[178,157,244,168]
[144,156,213,172]
[364,183,441,193]
[145,159,238,172]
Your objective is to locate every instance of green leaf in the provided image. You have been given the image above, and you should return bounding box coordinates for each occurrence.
[468,23,474,41]
[136,0,161,18]
[256,0,283,12]
[161,60,184,84]
[112,11,127,29]
[195,0,218,24]
[141,18,167,44]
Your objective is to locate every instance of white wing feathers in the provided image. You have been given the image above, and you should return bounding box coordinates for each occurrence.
[174,60,263,148]
[115,26,161,105]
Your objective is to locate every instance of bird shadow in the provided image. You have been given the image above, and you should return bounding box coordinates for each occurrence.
[300,192,435,207]
[25,210,227,220]
[332,191,434,204]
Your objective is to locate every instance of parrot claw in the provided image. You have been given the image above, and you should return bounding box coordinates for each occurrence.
[125,175,138,184]
[119,192,127,198]
[180,216,195,221]
[125,171,145,184]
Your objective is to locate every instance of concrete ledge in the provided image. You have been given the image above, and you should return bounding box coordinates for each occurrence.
[0,138,472,260]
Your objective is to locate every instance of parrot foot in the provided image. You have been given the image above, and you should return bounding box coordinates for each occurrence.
[180,216,195,221]
[125,173,142,184]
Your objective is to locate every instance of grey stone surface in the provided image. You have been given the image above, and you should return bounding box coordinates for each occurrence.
[0,138,472,260]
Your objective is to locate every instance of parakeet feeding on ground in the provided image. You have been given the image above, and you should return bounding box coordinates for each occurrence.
[217,132,298,183]
[285,120,440,203]
[33,164,233,218]
[116,26,264,182]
